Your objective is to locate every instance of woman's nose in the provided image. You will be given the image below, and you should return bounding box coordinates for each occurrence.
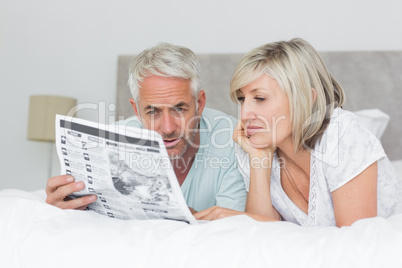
[241,101,256,122]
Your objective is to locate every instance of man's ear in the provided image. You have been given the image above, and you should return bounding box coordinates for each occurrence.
[129,98,140,117]
[197,90,206,116]
[311,88,317,103]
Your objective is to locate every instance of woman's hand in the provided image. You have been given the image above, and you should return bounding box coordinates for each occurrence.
[232,120,276,158]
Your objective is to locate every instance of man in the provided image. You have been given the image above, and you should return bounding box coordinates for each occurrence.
[45,43,246,212]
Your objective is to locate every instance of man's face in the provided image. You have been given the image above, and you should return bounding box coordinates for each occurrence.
[130,75,205,159]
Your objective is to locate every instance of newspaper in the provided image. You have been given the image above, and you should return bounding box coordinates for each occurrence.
[55,115,197,224]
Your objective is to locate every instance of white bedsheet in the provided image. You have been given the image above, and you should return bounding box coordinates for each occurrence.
[1,189,402,268]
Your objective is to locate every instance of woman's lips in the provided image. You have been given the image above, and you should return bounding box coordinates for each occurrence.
[246,126,263,137]
[163,138,181,148]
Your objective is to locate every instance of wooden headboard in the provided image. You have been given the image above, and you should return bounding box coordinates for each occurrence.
[116,52,402,160]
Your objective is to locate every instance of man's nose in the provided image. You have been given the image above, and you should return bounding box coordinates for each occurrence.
[160,112,177,135]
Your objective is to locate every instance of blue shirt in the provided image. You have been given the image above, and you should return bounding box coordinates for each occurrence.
[120,108,247,212]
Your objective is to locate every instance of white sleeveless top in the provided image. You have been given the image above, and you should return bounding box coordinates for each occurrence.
[236,108,402,226]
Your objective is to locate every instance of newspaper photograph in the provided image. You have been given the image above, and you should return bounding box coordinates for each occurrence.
[55,115,197,224]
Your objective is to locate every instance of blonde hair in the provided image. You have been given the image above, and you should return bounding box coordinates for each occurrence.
[230,38,345,151]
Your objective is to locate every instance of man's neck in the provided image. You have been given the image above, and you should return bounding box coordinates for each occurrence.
[171,130,200,186]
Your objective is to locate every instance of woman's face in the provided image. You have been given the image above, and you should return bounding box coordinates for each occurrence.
[238,74,293,149]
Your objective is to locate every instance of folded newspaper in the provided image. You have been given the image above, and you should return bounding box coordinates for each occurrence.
[55,115,197,224]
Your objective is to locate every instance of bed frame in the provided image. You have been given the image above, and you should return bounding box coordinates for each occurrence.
[116,51,402,160]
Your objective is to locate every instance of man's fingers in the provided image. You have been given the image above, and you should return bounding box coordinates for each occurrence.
[194,206,217,220]
[45,175,97,210]
[46,175,74,194]
[47,181,85,204]
[195,207,245,221]
[57,195,97,210]
[188,207,197,214]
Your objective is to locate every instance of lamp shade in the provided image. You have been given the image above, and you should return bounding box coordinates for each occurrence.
[27,95,77,142]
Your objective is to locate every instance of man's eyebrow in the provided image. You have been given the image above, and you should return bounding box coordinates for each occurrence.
[144,104,158,111]
[144,102,190,111]
[173,102,190,108]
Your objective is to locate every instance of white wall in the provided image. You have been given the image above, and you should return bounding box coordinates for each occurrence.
[1,0,401,191]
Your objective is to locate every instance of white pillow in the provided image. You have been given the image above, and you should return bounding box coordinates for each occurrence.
[353,109,390,139]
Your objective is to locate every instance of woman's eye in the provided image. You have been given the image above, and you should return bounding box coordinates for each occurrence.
[237,97,245,103]
[255,97,265,102]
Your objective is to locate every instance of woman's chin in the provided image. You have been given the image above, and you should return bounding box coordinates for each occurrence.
[248,137,271,149]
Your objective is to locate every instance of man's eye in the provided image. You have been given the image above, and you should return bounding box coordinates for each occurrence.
[175,107,184,112]
[147,110,157,115]
[237,97,245,103]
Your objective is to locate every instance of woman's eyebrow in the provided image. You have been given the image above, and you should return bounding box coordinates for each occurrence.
[250,88,269,93]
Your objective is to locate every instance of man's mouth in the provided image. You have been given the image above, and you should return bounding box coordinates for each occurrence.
[163,138,181,148]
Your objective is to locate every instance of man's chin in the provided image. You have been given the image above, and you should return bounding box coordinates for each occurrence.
[167,153,183,160]
[166,147,187,160]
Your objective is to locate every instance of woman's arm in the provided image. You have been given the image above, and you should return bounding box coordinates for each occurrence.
[233,121,281,220]
[246,150,281,220]
[195,121,283,222]
[332,162,378,227]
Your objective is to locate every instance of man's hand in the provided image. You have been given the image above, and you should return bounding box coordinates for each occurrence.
[194,206,245,221]
[194,206,279,222]
[45,175,97,210]
[188,207,197,214]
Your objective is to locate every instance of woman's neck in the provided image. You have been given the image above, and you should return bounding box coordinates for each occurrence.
[277,137,311,170]
[277,144,312,215]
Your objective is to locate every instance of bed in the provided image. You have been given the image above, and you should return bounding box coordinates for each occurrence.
[2,51,402,268]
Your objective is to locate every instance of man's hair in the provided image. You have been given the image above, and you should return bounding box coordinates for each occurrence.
[128,42,202,103]
[230,38,346,151]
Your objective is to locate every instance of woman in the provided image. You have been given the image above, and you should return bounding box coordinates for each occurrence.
[194,38,402,227]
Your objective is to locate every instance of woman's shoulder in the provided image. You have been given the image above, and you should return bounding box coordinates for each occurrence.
[314,107,386,191]
[320,107,375,144]
[328,108,359,128]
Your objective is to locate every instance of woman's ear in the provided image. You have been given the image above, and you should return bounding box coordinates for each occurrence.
[311,88,317,103]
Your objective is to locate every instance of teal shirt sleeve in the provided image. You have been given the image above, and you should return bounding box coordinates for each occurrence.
[181,108,247,212]
[180,150,247,212]
[215,159,247,211]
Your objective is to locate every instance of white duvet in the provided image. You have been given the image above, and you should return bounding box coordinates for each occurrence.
[1,189,402,268]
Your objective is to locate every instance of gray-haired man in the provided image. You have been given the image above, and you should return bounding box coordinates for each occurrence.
[46,43,246,213]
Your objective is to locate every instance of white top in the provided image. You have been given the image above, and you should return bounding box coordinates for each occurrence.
[236,108,402,226]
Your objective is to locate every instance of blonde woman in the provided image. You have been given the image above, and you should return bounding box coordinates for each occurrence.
[195,38,401,227]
